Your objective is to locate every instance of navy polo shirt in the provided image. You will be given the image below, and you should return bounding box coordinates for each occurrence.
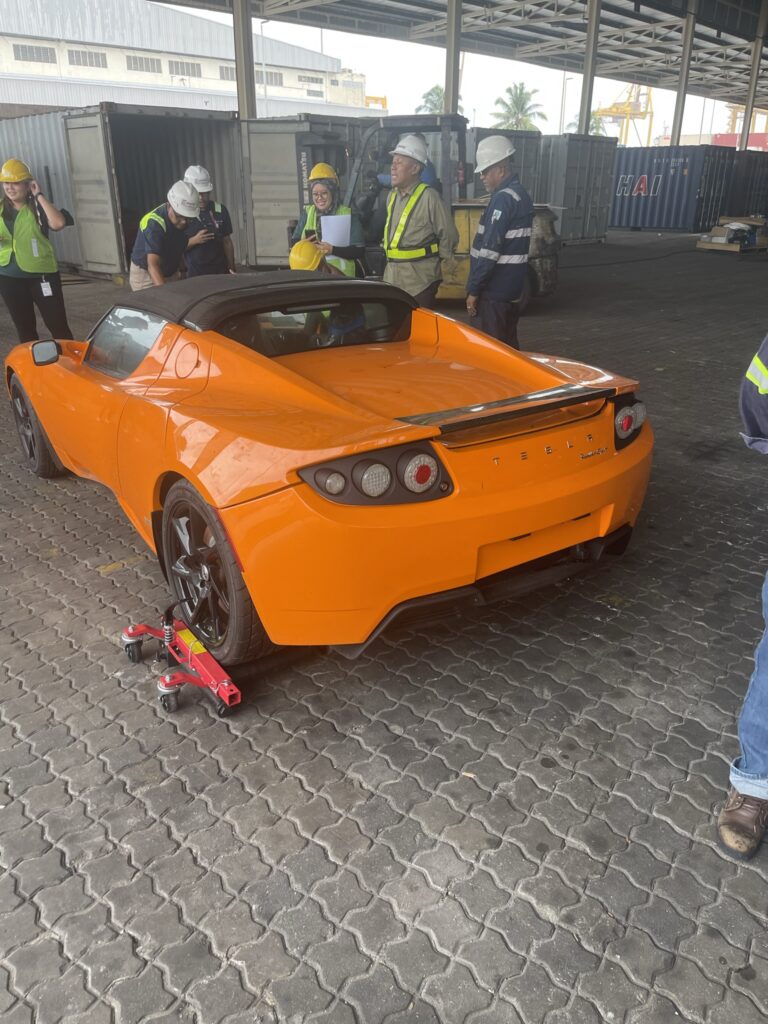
[184,201,233,276]
[130,204,188,278]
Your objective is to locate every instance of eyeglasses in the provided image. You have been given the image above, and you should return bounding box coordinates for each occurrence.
[312,191,331,201]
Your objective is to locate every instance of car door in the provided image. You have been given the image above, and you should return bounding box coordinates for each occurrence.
[37,306,169,491]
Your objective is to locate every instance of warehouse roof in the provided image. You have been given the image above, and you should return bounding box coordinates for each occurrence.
[162,0,768,107]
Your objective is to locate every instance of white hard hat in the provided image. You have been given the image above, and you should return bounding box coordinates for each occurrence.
[390,133,428,165]
[183,164,213,192]
[475,135,516,174]
[167,180,199,218]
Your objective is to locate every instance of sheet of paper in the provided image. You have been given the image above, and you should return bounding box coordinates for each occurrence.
[320,213,351,247]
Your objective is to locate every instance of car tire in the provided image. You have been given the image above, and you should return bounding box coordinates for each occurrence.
[161,479,273,666]
[9,376,63,479]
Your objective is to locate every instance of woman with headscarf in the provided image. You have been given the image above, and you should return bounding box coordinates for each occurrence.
[0,157,73,343]
[291,162,365,277]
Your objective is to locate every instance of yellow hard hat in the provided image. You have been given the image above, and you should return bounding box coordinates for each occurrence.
[289,240,323,272]
[0,158,33,183]
[308,162,339,184]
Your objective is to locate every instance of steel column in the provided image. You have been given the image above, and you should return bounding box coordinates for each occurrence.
[233,0,257,120]
[739,0,768,150]
[670,1,697,146]
[578,0,602,134]
[443,0,462,114]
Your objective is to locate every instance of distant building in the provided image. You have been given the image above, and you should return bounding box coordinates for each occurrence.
[0,0,379,118]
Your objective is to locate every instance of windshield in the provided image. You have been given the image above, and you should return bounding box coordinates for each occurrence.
[215,299,412,357]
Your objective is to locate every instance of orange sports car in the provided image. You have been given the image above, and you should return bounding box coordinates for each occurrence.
[6,274,653,665]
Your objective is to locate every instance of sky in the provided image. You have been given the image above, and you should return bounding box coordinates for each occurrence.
[167,3,751,142]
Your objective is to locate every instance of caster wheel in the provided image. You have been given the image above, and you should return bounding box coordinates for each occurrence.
[159,691,180,713]
[125,641,143,664]
[215,699,234,718]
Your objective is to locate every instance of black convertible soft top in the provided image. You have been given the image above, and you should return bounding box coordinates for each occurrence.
[118,272,417,332]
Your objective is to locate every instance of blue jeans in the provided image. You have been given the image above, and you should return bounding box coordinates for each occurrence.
[730,571,768,799]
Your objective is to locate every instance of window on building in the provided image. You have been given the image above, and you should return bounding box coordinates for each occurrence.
[255,70,283,86]
[126,55,162,73]
[68,49,107,68]
[13,44,56,64]
[342,80,360,88]
[298,74,323,84]
[330,79,339,86]
[219,65,236,81]
[169,59,202,78]
[307,90,323,98]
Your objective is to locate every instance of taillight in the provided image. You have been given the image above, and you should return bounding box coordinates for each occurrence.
[400,452,438,493]
[299,443,453,505]
[613,397,646,449]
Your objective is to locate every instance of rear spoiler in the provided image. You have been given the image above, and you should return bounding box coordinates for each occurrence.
[398,383,617,434]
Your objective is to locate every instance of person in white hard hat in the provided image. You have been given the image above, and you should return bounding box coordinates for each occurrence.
[382,133,457,308]
[182,165,236,277]
[129,180,204,290]
[465,135,534,349]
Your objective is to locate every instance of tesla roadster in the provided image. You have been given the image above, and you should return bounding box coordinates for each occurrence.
[6,274,653,665]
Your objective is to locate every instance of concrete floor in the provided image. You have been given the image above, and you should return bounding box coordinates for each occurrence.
[1,232,767,1023]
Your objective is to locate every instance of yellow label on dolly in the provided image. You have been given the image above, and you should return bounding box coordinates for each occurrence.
[178,628,206,655]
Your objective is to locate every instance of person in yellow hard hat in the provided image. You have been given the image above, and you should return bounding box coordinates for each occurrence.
[0,157,74,343]
[288,239,342,276]
[291,163,365,277]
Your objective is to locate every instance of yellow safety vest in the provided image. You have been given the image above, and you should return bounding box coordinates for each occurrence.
[384,183,439,262]
[140,207,167,233]
[0,204,58,274]
[304,204,356,278]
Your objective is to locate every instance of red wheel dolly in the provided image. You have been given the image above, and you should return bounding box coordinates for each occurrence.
[121,606,241,716]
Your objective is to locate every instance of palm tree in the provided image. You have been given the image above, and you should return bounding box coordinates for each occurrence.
[492,84,548,131]
[567,112,607,135]
[416,84,463,115]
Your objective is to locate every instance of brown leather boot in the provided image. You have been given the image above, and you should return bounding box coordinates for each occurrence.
[717,788,768,860]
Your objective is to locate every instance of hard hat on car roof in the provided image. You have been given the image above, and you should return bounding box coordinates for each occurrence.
[475,135,516,174]
[308,162,339,184]
[390,134,428,166]
[289,240,323,272]
[183,165,213,192]
[167,180,200,219]
[0,158,33,182]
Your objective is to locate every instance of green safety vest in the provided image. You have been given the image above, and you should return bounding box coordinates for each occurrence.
[303,203,356,278]
[0,204,58,274]
[140,207,167,232]
[384,183,439,262]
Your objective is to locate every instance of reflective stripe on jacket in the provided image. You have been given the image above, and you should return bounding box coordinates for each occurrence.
[467,174,533,300]
[384,183,439,262]
[0,205,57,274]
[741,337,768,453]
[304,203,356,277]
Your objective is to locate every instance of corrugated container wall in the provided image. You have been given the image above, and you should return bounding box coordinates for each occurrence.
[469,128,541,200]
[610,145,734,231]
[537,134,617,243]
[0,111,83,267]
[723,149,768,216]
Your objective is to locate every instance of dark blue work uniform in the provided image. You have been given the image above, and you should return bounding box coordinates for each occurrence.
[184,201,233,277]
[741,335,768,453]
[467,173,534,349]
[130,205,188,278]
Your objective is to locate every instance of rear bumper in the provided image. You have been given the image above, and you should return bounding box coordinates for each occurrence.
[219,424,653,647]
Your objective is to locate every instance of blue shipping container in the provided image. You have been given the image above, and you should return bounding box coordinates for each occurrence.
[609,145,734,232]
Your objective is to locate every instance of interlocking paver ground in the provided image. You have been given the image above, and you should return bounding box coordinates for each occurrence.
[2,234,768,1023]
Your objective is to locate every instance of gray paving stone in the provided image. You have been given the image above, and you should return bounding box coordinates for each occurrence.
[110,965,174,1021]
[345,964,411,1023]
[231,931,298,994]
[458,930,523,991]
[307,928,371,991]
[501,961,569,1020]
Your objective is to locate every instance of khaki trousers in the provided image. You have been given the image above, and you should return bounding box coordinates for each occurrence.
[129,264,180,291]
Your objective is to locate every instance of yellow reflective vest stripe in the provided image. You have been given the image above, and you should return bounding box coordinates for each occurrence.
[304,204,356,277]
[384,183,439,262]
[0,205,58,274]
[140,208,166,233]
[746,353,768,394]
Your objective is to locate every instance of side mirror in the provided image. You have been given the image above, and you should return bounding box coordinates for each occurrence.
[31,340,61,366]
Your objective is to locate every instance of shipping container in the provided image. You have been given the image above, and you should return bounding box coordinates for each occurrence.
[723,149,768,217]
[610,145,734,232]
[0,103,243,275]
[536,134,617,244]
